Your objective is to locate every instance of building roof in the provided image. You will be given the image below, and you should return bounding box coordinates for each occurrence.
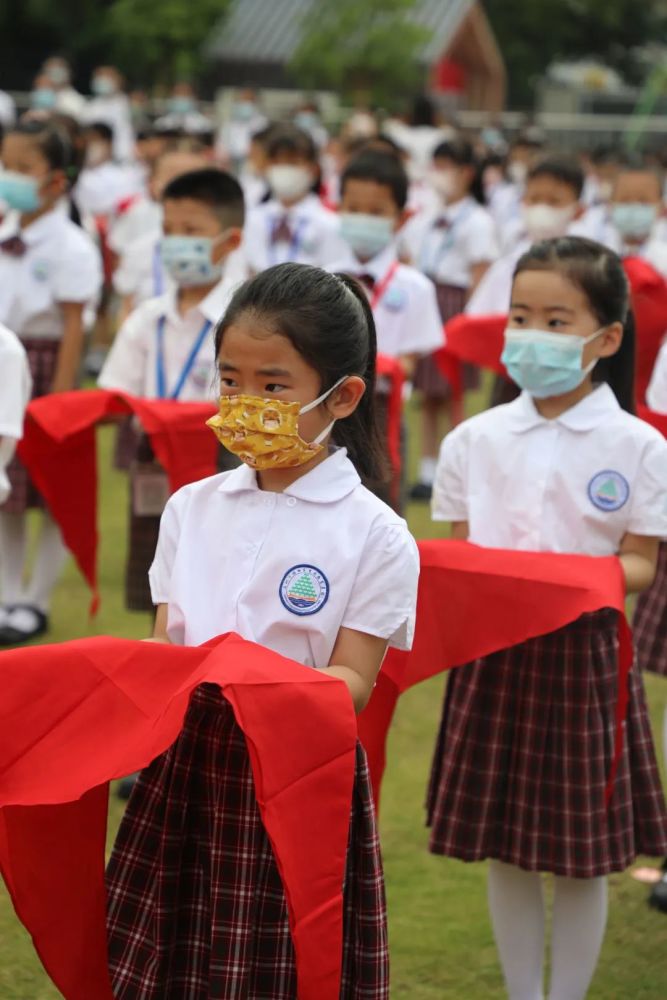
[206,0,474,66]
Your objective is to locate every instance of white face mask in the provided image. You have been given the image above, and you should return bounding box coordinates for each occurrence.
[428,168,457,202]
[508,161,528,185]
[266,165,313,202]
[522,203,576,242]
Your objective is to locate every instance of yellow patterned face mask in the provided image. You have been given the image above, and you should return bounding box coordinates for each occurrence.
[206,377,348,470]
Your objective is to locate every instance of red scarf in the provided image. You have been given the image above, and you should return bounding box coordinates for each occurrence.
[0,633,357,1000]
[358,540,631,810]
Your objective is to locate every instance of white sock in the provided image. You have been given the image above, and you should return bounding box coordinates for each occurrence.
[548,876,608,1000]
[24,513,68,613]
[488,860,545,1000]
[419,456,437,485]
[0,511,28,606]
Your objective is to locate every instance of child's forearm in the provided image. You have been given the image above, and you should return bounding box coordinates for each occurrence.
[620,552,657,594]
[324,664,373,714]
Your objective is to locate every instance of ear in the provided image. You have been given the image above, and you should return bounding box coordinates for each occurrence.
[596,321,624,358]
[47,170,68,199]
[394,208,410,232]
[212,227,243,263]
[325,375,366,419]
[573,201,585,220]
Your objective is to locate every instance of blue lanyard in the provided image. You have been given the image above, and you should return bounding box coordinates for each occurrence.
[420,201,476,275]
[156,316,213,400]
[268,216,307,266]
[152,243,163,296]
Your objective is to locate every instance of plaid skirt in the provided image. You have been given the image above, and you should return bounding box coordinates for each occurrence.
[106,685,388,1000]
[427,610,667,877]
[1,338,60,514]
[414,283,479,400]
[634,541,667,677]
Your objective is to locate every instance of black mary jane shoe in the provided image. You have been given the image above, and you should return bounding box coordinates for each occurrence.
[0,605,49,646]
[648,859,667,914]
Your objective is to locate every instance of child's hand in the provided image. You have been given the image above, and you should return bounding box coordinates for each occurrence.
[141,636,170,644]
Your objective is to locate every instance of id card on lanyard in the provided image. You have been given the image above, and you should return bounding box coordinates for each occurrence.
[420,202,475,276]
[267,216,307,266]
[155,316,213,400]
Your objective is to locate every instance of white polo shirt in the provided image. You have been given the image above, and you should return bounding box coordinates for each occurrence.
[243,194,348,272]
[401,196,500,287]
[0,324,31,504]
[98,274,241,401]
[433,384,667,554]
[328,242,444,359]
[149,448,420,664]
[0,209,102,340]
[647,342,667,413]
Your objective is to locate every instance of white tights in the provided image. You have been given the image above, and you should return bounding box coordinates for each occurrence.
[488,860,608,1000]
[0,510,68,611]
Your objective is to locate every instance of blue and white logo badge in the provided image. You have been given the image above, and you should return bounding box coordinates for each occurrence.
[588,470,630,512]
[32,258,50,282]
[383,286,407,312]
[280,564,329,616]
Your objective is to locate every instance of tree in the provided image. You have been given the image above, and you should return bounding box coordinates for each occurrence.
[484,0,667,108]
[104,0,232,86]
[289,0,429,107]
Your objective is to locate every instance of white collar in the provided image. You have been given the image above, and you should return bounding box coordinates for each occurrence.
[441,195,475,223]
[161,271,238,325]
[267,193,320,218]
[216,447,360,503]
[508,383,620,434]
[338,241,399,281]
[0,207,62,244]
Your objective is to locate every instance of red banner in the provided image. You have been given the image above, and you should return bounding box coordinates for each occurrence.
[358,541,631,810]
[0,633,357,1000]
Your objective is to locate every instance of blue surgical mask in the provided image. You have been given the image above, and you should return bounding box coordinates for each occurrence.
[0,171,42,214]
[233,101,255,122]
[339,213,394,260]
[31,88,57,110]
[611,203,658,241]
[159,234,228,287]
[168,97,195,115]
[294,112,318,131]
[92,75,115,97]
[501,326,604,398]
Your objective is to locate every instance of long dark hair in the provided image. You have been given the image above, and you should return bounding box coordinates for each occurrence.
[213,263,387,483]
[513,236,636,413]
[433,138,485,204]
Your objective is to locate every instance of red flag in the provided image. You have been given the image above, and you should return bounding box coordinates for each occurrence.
[436,314,507,377]
[0,633,357,1000]
[358,540,630,808]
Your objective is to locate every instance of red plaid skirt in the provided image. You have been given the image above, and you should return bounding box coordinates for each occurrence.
[106,685,388,999]
[427,609,667,877]
[1,337,60,514]
[413,283,479,400]
[634,541,667,677]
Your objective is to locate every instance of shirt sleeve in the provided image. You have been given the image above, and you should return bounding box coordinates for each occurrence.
[341,521,419,650]
[465,256,513,316]
[52,231,103,303]
[97,308,150,396]
[432,426,469,523]
[646,339,667,413]
[0,333,30,439]
[403,276,445,356]
[627,432,667,537]
[148,495,181,604]
[463,212,500,265]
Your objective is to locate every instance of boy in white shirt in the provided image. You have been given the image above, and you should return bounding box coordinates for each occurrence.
[605,160,667,277]
[74,122,142,220]
[242,124,347,273]
[0,325,31,513]
[99,168,245,614]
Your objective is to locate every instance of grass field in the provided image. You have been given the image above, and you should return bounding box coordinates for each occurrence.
[1,390,666,999]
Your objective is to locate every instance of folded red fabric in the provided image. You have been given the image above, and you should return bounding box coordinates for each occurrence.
[0,633,357,1000]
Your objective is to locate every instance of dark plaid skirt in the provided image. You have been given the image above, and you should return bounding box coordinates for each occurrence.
[106,685,388,999]
[427,609,667,877]
[634,541,667,677]
[1,337,60,514]
[414,283,479,400]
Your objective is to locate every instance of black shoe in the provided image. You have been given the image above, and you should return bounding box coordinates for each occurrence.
[116,773,140,800]
[0,605,49,645]
[409,481,433,501]
[648,859,667,913]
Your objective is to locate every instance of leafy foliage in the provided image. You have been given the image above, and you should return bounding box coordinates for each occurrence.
[290,0,429,106]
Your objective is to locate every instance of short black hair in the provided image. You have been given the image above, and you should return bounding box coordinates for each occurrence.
[162,168,245,228]
[8,119,73,172]
[86,121,114,144]
[527,155,584,199]
[266,124,317,163]
[341,150,408,210]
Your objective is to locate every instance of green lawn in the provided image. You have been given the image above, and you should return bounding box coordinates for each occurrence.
[1,390,666,998]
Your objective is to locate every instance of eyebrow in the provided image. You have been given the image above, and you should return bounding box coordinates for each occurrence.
[510,302,575,314]
[217,361,293,377]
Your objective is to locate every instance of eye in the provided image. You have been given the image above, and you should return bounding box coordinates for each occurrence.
[547,318,566,329]
[265,383,288,393]
[219,377,238,388]
[509,313,525,325]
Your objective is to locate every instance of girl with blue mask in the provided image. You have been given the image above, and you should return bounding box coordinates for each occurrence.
[430,236,667,1000]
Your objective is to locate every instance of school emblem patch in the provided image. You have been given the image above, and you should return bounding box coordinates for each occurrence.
[587,470,630,512]
[280,564,329,616]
